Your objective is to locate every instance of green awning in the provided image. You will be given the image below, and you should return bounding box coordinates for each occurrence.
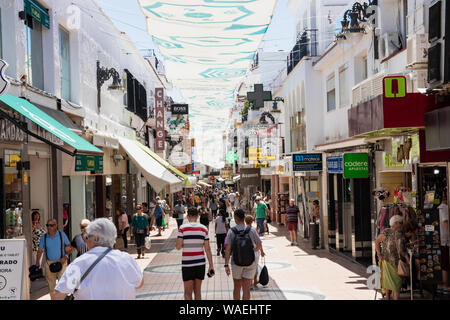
[0,94,102,155]
[135,140,190,186]
[24,0,50,29]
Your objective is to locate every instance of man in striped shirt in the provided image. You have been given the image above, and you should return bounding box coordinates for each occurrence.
[176,207,214,300]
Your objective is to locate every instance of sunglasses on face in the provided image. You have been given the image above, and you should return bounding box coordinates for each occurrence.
[46,224,56,227]
[80,225,87,229]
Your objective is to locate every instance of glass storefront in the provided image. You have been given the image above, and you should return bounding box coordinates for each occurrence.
[3,149,24,239]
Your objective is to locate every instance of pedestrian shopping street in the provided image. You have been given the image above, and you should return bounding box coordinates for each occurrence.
[1,0,450,303]
[32,216,375,300]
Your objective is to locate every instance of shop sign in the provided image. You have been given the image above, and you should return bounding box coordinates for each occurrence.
[327,156,343,174]
[293,153,322,172]
[192,171,200,175]
[241,168,260,187]
[24,0,50,29]
[170,104,189,114]
[155,88,165,151]
[221,169,232,179]
[0,239,26,300]
[0,119,26,143]
[249,147,276,161]
[75,154,103,172]
[383,76,406,98]
[343,153,369,178]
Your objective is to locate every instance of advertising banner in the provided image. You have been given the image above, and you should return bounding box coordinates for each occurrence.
[155,88,165,151]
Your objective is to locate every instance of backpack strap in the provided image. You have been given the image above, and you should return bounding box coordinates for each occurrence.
[243,226,251,234]
[231,227,239,235]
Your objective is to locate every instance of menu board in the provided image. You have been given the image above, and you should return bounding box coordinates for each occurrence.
[417,208,442,283]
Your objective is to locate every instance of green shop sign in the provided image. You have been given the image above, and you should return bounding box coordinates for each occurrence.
[75,154,103,172]
[343,153,369,178]
[24,0,50,29]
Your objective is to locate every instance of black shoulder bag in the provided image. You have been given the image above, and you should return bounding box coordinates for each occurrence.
[65,247,112,300]
[45,231,64,273]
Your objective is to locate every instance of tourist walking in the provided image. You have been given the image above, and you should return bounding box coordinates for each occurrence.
[208,195,218,219]
[31,210,46,266]
[215,209,229,257]
[153,200,165,236]
[375,215,409,300]
[35,219,72,295]
[254,198,269,236]
[71,219,90,257]
[244,215,266,289]
[130,205,149,259]
[52,218,143,300]
[117,209,130,249]
[286,199,302,245]
[176,207,214,300]
[224,209,262,300]
[173,201,186,229]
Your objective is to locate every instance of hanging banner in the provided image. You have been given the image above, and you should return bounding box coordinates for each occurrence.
[155,88,165,151]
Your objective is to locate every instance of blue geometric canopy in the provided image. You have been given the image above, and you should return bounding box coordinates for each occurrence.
[138,0,277,167]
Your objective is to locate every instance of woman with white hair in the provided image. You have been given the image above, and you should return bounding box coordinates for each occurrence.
[52,218,143,300]
[375,215,409,300]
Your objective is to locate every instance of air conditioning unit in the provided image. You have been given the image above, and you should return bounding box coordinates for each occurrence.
[406,33,428,65]
[380,33,402,60]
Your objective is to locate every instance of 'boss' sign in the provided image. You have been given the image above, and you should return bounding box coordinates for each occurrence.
[155,88,165,151]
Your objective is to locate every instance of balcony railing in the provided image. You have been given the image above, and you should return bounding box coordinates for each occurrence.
[351,72,385,106]
[287,29,318,75]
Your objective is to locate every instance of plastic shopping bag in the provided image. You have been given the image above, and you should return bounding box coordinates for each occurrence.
[145,236,151,250]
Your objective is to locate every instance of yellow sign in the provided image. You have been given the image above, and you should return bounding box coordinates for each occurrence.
[254,161,269,168]
[9,154,21,167]
[24,173,28,185]
[249,148,275,161]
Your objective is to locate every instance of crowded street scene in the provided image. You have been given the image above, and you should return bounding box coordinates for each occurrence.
[0,0,449,307]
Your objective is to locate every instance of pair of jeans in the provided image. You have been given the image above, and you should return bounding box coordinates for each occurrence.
[256,218,265,236]
[122,227,129,248]
[216,233,226,255]
[135,233,146,253]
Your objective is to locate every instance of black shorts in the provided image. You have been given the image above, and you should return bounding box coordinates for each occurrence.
[155,216,162,227]
[182,265,205,282]
[441,246,449,271]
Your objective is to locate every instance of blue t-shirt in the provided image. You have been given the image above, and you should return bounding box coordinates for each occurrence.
[38,231,70,261]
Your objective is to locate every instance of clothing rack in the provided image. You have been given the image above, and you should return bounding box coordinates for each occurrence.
[376,203,416,236]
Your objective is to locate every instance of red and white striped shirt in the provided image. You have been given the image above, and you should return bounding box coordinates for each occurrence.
[178,222,209,267]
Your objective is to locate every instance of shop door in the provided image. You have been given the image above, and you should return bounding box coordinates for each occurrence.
[353,178,372,262]
[327,174,336,249]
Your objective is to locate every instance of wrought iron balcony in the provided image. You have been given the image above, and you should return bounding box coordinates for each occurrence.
[287,29,318,75]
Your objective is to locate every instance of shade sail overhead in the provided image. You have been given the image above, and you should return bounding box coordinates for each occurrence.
[118,138,183,193]
[0,94,102,154]
[138,0,277,168]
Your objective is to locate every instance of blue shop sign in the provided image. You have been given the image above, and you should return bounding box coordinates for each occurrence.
[293,153,322,171]
[327,156,343,174]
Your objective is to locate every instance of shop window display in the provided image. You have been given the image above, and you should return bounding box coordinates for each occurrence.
[3,149,24,239]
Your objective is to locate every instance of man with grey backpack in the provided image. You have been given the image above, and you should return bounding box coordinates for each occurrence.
[224,209,262,300]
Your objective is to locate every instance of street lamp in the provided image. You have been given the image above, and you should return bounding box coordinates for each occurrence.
[97,60,123,111]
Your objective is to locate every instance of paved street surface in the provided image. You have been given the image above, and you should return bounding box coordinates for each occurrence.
[33,217,377,300]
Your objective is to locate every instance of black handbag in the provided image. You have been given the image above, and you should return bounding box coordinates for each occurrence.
[65,248,112,300]
[44,231,64,273]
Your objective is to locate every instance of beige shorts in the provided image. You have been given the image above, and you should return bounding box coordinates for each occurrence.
[231,260,257,280]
